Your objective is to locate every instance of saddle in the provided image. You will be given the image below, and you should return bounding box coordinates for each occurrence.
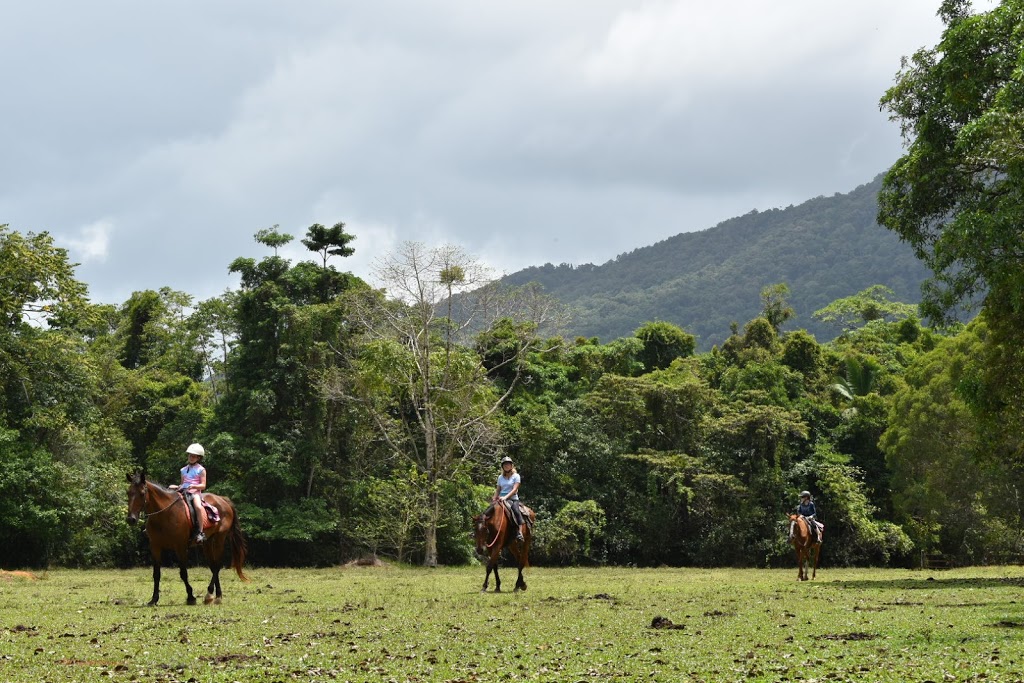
[497,501,533,537]
[180,493,221,530]
[802,516,824,542]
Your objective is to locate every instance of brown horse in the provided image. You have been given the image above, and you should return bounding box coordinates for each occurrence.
[788,514,822,581]
[126,470,249,605]
[473,502,535,593]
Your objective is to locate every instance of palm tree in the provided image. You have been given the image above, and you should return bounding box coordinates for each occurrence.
[831,355,882,402]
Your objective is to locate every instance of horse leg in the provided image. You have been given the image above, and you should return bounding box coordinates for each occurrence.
[204,540,224,604]
[492,561,502,593]
[481,564,491,593]
[481,562,495,593]
[511,546,526,592]
[176,549,197,605]
[795,548,805,581]
[205,565,222,605]
[148,554,162,606]
[811,545,820,580]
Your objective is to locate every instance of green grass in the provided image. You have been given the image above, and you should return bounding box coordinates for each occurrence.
[2,564,1024,682]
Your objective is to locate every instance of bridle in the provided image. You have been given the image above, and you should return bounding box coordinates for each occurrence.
[132,479,182,518]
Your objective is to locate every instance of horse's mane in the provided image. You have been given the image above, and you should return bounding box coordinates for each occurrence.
[144,477,176,495]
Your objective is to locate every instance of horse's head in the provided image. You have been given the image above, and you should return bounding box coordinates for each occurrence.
[473,510,493,555]
[126,470,148,525]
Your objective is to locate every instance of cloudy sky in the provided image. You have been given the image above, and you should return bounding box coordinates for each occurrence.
[1,1,950,306]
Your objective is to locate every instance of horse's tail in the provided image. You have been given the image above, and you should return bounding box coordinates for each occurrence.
[229,503,250,582]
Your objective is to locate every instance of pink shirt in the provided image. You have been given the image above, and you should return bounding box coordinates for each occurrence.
[180,463,205,491]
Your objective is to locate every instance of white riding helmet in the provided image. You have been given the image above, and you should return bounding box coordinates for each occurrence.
[186,443,206,458]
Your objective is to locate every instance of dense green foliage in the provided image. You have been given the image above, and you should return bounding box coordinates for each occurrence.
[503,177,934,349]
[0,213,1014,570]
[879,0,1024,471]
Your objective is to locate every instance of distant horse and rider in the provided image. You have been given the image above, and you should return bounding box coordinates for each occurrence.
[474,498,535,592]
[789,491,823,581]
[126,465,248,606]
[474,455,535,592]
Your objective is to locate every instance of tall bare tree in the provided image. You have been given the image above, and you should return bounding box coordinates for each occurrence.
[333,242,563,566]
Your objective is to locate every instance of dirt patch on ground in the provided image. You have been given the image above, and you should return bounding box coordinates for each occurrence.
[650,616,686,630]
[0,571,39,581]
[210,653,263,663]
[342,555,388,568]
[992,620,1024,629]
[815,632,879,641]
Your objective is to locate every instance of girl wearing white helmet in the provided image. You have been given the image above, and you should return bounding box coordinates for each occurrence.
[492,456,525,541]
[170,443,208,544]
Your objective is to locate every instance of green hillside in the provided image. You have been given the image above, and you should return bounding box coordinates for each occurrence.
[503,176,933,349]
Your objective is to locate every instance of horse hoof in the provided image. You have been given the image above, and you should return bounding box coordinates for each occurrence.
[187,597,197,605]
[214,596,222,605]
[204,593,214,605]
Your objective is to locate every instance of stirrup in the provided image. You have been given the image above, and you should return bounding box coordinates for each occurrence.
[193,532,206,544]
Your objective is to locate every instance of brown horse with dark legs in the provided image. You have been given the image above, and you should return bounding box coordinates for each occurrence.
[474,502,535,593]
[788,514,822,581]
[126,470,249,605]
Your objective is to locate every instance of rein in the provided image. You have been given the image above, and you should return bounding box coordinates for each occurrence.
[142,483,183,517]
[485,504,508,549]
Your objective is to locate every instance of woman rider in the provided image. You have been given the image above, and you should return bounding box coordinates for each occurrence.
[493,456,525,542]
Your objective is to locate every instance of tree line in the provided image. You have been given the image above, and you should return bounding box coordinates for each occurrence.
[0,220,1016,570]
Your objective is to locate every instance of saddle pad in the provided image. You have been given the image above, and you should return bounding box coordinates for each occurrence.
[203,502,221,523]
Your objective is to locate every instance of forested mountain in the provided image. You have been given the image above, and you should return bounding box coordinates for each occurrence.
[504,176,933,349]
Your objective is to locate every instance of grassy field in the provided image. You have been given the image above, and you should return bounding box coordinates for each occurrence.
[2,562,1024,682]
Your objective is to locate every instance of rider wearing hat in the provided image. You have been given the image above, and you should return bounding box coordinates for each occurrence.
[797,491,820,543]
[170,443,208,544]
[493,456,525,542]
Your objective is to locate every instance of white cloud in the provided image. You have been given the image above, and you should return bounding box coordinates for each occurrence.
[64,220,113,263]
[0,0,948,306]
[582,0,942,89]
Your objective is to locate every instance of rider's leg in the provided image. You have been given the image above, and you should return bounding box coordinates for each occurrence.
[511,501,525,541]
[190,494,205,543]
